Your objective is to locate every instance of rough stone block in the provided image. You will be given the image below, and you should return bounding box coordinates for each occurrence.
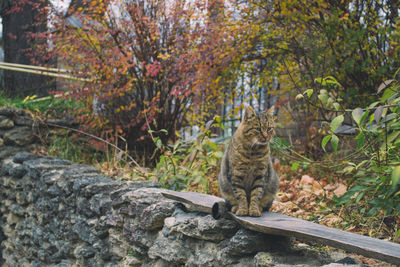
[13,153,47,164]
[89,193,112,215]
[139,201,177,230]
[220,228,288,257]
[14,115,33,126]
[164,209,239,242]
[0,146,26,160]
[83,181,122,198]
[3,126,35,146]
[0,115,14,129]
[148,232,189,264]
[74,244,96,259]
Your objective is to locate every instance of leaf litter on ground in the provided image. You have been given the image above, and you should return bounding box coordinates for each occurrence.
[270,161,399,266]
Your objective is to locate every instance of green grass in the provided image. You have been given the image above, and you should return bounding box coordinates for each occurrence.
[0,91,81,114]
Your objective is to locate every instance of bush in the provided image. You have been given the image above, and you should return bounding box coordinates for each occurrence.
[140,119,224,193]
[303,72,400,217]
[30,0,214,165]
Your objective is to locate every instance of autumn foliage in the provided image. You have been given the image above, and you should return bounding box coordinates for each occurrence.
[17,0,400,165]
[29,0,224,164]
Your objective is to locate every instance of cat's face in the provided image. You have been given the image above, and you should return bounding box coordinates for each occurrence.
[239,106,275,147]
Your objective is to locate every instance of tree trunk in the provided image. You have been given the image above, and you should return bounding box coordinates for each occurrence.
[1,0,54,97]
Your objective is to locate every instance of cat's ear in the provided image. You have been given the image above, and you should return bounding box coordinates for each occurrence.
[265,106,275,117]
[243,106,256,121]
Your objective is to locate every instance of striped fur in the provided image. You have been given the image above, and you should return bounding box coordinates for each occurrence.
[218,106,279,217]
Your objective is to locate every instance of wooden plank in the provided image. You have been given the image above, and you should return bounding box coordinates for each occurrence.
[162,190,400,265]
[239,213,400,266]
[162,190,224,214]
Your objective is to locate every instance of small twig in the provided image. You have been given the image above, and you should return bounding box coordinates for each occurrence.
[144,111,177,175]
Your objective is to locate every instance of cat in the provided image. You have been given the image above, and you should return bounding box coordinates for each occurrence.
[218,106,279,217]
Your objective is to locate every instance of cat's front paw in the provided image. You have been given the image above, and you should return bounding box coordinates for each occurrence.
[249,206,262,217]
[231,205,238,213]
[235,207,248,216]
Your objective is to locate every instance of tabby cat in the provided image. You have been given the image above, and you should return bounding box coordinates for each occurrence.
[218,106,279,217]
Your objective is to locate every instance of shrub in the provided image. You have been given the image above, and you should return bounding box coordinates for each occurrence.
[302,72,400,217]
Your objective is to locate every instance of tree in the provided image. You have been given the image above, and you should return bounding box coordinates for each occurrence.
[32,0,216,164]
[211,0,400,109]
[0,0,54,97]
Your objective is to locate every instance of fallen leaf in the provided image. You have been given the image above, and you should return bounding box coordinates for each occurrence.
[300,175,314,185]
[280,194,290,202]
[302,184,313,191]
[322,214,343,226]
[287,192,296,200]
[314,189,324,197]
[324,184,336,191]
[312,181,323,190]
[320,180,328,187]
[334,184,347,197]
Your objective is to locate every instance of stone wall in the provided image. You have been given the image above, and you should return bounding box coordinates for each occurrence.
[0,108,363,266]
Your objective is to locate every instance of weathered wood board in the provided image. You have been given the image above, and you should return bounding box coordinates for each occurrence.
[162,190,400,265]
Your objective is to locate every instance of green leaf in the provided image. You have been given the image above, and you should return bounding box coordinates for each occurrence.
[333,102,340,111]
[388,131,400,144]
[331,134,339,152]
[324,76,341,87]
[383,113,397,123]
[343,166,355,173]
[291,161,300,172]
[355,191,364,202]
[159,129,168,134]
[330,114,344,133]
[366,207,378,217]
[374,106,384,123]
[214,151,224,159]
[352,108,364,125]
[356,132,365,149]
[360,110,370,125]
[318,94,329,105]
[321,135,332,151]
[396,229,400,238]
[206,141,218,151]
[394,67,400,79]
[368,101,380,109]
[381,87,396,102]
[369,112,375,124]
[205,119,214,130]
[391,165,400,189]
[173,142,180,152]
[314,77,323,84]
[304,89,313,98]
[327,97,334,107]
[377,79,394,94]
[156,138,162,149]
